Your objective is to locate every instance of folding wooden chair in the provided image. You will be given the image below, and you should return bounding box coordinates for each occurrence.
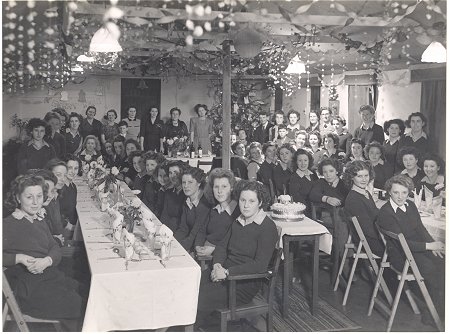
[334,217,393,307]
[196,254,213,271]
[3,272,62,332]
[368,226,444,332]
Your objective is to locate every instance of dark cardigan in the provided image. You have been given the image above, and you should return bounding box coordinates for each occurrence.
[159,187,185,232]
[174,195,212,252]
[309,178,349,204]
[372,162,394,189]
[272,164,293,196]
[17,141,56,175]
[288,172,318,207]
[59,182,78,227]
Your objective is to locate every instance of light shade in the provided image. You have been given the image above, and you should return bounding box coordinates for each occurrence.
[89,27,122,53]
[77,54,94,62]
[421,41,446,63]
[284,55,306,74]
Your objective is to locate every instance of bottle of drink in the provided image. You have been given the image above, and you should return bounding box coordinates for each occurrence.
[190,144,195,159]
[198,144,203,158]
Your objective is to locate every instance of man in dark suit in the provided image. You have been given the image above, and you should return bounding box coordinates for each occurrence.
[251,112,272,145]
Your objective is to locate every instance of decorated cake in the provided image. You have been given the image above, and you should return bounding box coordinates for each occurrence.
[271,195,306,221]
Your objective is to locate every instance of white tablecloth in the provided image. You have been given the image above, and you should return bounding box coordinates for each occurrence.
[270,214,333,255]
[75,179,201,332]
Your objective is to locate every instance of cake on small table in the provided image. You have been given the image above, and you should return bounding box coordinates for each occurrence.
[271,195,306,221]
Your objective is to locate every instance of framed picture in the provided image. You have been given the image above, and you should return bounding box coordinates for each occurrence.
[329,100,339,116]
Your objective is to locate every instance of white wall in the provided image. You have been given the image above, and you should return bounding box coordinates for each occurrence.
[282,88,308,127]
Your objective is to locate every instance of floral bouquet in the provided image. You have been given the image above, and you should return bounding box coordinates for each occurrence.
[117,197,143,233]
[94,166,125,210]
[166,137,187,156]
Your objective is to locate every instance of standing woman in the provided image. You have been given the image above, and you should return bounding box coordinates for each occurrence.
[288,148,318,213]
[44,112,66,159]
[190,104,213,154]
[17,118,56,174]
[100,109,120,147]
[139,106,164,152]
[286,110,304,140]
[306,110,320,133]
[164,107,189,152]
[272,143,295,196]
[257,142,277,198]
[64,113,83,155]
[246,142,264,181]
[174,167,212,253]
[399,112,430,154]
[195,169,240,258]
[269,110,286,141]
[60,155,81,240]
[308,130,322,155]
[383,119,405,174]
[332,116,352,157]
[122,106,141,141]
[364,141,394,190]
[80,105,103,141]
[52,108,69,134]
[342,160,384,255]
[3,174,82,330]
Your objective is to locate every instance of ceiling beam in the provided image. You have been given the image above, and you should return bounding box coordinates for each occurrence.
[73,3,411,27]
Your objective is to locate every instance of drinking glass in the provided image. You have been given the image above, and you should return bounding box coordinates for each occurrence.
[432,197,443,219]
[160,241,172,261]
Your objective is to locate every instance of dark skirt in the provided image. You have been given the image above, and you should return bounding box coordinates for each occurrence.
[5,265,82,320]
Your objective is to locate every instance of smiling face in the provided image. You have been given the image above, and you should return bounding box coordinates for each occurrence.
[275,113,284,125]
[52,165,67,189]
[235,143,245,157]
[105,142,114,156]
[197,106,207,117]
[388,123,401,138]
[85,138,96,152]
[213,177,232,205]
[351,143,363,158]
[239,189,261,219]
[18,185,44,216]
[295,133,307,148]
[423,160,440,179]
[353,169,370,189]
[107,111,116,122]
[32,126,46,141]
[69,116,80,130]
[279,147,293,164]
[132,156,144,173]
[324,137,335,151]
[368,146,381,163]
[309,112,318,125]
[119,125,127,135]
[125,143,137,157]
[66,160,79,181]
[289,113,299,125]
[157,168,170,186]
[86,108,96,119]
[265,145,276,161]
[410,116,424,133]
[250,147,262,161]
[48,117,61,132]
[332,119,343,132]
[171,109,180,121]
[113,142,124,157]
[389,183,409,207]
[309,134,319,147]
[296,154,310,172]
[322,164,338,184]
[320,109,330,123]
[168,166,181,187]
[259,114,268,125]
[150,108,159,118]
[182,174,200,198]
[360,109,374,124]
[402,154,418,171]
[145,159,158,175]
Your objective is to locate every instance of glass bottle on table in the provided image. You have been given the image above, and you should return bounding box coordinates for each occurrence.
[190,144,196,159]
[198,143,203,158]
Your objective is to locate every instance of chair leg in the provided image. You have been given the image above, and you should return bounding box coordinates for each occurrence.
[415,279,444,331]
[333,239,351,291]
[404,288,421,315]
[54,322,63,332]
[342,255,359,306]
[368,266,385,316]
[220,314,227,332]
[387,274,407,332]
[267,309,273,332]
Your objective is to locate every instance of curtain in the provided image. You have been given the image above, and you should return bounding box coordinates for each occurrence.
[347,85,370,134]
[369,84,378,109]
[420,80,446,157]
[310,86,320,112]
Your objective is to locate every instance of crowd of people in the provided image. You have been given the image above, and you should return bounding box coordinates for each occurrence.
[2,103,445,330]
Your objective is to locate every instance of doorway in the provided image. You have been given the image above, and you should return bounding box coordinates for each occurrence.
[120,79,161,120]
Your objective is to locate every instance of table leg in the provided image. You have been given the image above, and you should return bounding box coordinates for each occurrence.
[184,324,194,332]
[282,236,290,318]
[311,235,320,316]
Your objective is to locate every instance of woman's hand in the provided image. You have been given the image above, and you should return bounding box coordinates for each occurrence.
[426,241,445,253]
[196,245,215,257]
[16,254,35,267]
[25,257,52,274]
[325,196,341,206]
[211,263,227,282]
[432,250,445,258]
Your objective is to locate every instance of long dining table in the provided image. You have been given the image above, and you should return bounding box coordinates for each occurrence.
[74,178,201,332]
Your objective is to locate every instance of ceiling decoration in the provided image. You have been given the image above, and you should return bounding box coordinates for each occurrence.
[2,0,446,95]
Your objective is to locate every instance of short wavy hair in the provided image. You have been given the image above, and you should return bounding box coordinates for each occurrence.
[342,160,375,188]
[44,111,61,123]
[164,159,187,176]
[5,174,47,212]
[142,151,166,165]
[68,112,83,124]
[292,148,314,171]
[83,135,101,152]
[128,150,143,165]
[383,118,406,136]
[358,105,375,115]
[194,104,208,115]
[85,105,96,115]
[234,179,270,210]
[208,168,236,190]
[385,174,414,193]
[318,158,343,176]
[262,141,276,155]
[350,138,365,149]
[124,138,141,151]
[26,168,58,186]
[287,109,300,121]
[273,110,285,124]
[63,154,82,176]
[308,130,322,147]
[332,115,346,126]
[405,112,427,128]
[26,118,48,134]
[170,107,182,117]
[324,133,339,149]
[277,143,295,158]
[420,152,445,174]
[106,109,118,119]
[364,141,385,161]
[45,158,67,172]
[182,166,206,189]
[246,141,262,159]
[397,146,420,166]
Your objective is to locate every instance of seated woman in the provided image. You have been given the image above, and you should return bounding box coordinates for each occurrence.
[195,168,240,258]
[342,160,384,256]
[257,141,277,199]
[17,118,56,174]
[346,138,365,162]
[101,109,120,146]
[288,148,318,215]
[26,168,65,246]
[102,140,116,168]
[155,162,171,218]
[111,136,128,170]
[174,167,212,253]
[308,131,322,169]
[398,146,425,191]
[159,160,186,232]
[306,110,320,133]
[79,135,101,163]
[293,130,309,151]
[273,143,295,196]
[230,141,248,179]
[44,111,66,159]
[3,174,82,330]
[378,175,445,320]
[121,138,141,185]
[141,151,165,212]
[247,142,263,181]
[196,180,278,327]
[420,152,445,200]
[59,154,81,240]
[332,116,352,157]
[364,141,394,190]
[314,133,346,163]
[127,151,146,191]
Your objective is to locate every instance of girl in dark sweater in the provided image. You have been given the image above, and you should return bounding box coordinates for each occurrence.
[195,169,240,258]
[3,174,82,330]
[364,141,394,190]
[196,181,278,327]
[342,160,383,256]
[257,142,277,201]
[398,146,425,192]
[273,143,295,196]
[174,167,212,253]
[382,119,405,174]
[141,151,165,213]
